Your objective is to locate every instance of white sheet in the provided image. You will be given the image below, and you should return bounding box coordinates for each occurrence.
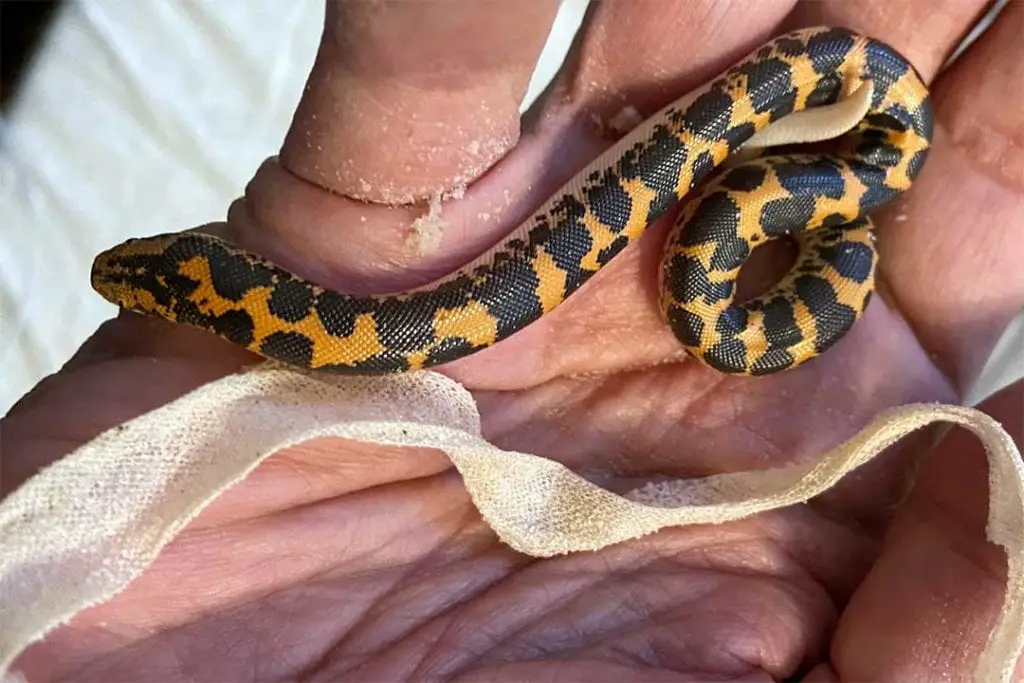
[1,0,1018,415]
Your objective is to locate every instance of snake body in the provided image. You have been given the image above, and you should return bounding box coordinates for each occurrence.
[91,26,933,376]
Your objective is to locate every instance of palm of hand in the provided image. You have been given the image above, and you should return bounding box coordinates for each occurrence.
[5,1,1023,681]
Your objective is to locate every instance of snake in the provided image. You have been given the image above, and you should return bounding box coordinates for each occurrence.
[90,26,933,377]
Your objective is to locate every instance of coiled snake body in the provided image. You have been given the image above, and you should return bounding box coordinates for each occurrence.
[91,27,933,376]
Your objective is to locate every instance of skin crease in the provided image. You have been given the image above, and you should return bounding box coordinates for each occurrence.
[3,0,1023,680]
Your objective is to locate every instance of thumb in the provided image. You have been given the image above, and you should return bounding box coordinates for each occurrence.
[221,0,561,293]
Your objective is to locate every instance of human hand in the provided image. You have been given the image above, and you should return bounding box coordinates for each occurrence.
[4,0,1023,680]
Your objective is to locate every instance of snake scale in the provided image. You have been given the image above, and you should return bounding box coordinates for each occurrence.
[91,26,934,376]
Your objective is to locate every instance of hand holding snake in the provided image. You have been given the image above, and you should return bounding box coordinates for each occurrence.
[6,2,1022,680]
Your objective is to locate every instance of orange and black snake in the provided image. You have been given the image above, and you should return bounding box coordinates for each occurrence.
[90,26,934,376]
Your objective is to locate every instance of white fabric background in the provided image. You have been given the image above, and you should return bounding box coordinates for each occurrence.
[0,0,1019,415]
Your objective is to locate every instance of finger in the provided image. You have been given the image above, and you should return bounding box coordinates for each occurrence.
[873,2,1024,394]
[787,0,991,81]
[280,0,561,204]
[828,378,1023,680]
[224,0,561,289]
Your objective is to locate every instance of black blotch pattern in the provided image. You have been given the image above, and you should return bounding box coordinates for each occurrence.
[806,27,857,75]
[552,194,588,225]
[315,290,362,338]
[587,169,633,234]
[162,233,205,262]
[751,349,795,375]
[492,249,522,270]
[666,307,704,348]
[99,253,175,310]
[806,74,842,107]
[857,127,888,144]
[506,236,528,253]
[821,213,849,229]
[680,192,738,247]
[211,309,256,348]
[761,296,803,350]
[775,37,807,57]
[425,337,478,367]
[682,89,734,140]
[720,164,767,192]
[619,125,689,218]
[596,235,631,267]
[734,57,794,115]
[341,349,411,375]
[794,274,857,352]
[768,88,797,122]
[539,217,593,277]
[816,238,875,283]
[681,192,749,272]
[665,254,733,305]
[723,122,757,152]
[716,306,748,335]
[164,273,202,301]
[704,338,748,373]
[267,278,315,323]
[376,299,437,356]
[203,246,276,303]
[907,148,929,180]
[101,246,231,343]
[377,276,473,353]
[849,162,898,212]
[910,97,935,140]
[773,158,846,199]
[760,196,816,237]
[260,331,314,367]
[689,151,716,190]
[476,254,544,340]
[862,112,905,132]
[856,140,901,168]
[864,38,909,79]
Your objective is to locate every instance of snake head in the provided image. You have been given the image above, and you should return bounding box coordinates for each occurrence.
[90,235,181,313]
